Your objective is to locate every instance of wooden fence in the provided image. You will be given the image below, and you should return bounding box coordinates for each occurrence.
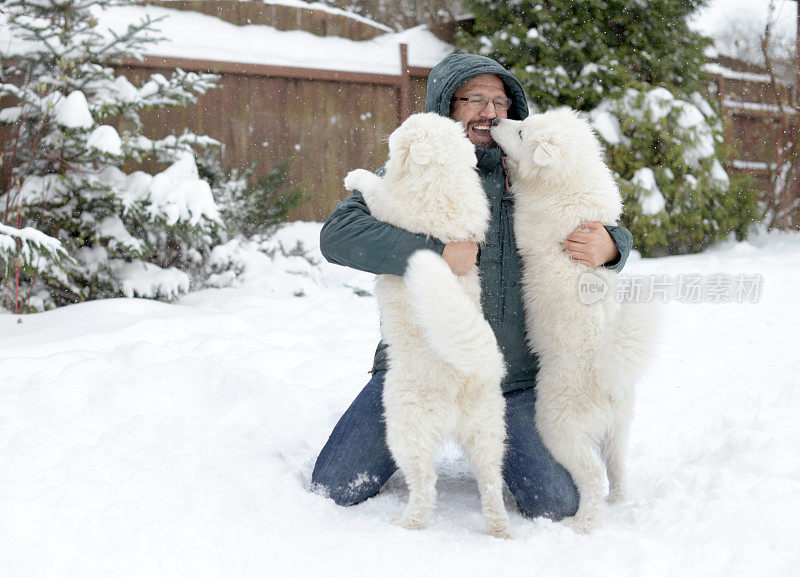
[708,55,797,224]
[117,44,431,222]
[133,51,789,224]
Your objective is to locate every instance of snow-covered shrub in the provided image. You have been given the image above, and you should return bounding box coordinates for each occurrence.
[593,88,760,256]
[0,0,228,312]
[458,0,761,257]
[209,157,307,240]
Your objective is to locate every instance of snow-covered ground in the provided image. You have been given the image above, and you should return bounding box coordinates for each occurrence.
[1,222,798,576]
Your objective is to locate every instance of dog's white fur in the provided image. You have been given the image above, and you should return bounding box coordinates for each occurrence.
[344,112,510,538]
[491,108,658,532]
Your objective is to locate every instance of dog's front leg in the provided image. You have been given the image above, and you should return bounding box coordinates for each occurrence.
[385,396,439,530]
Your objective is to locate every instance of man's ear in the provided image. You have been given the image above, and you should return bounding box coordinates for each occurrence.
[409,141,436,166]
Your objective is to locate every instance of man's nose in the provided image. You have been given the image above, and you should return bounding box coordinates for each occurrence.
[479,101,499,118]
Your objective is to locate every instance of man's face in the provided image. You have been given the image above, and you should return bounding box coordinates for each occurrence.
[450,74,509,148]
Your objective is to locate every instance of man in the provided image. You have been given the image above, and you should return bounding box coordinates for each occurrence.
[311,54,633,520]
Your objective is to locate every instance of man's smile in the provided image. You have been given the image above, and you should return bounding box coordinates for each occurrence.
[468,122,495,145]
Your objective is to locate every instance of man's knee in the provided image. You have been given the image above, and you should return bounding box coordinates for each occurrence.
[310,464,383,507]
[508,476,579,521]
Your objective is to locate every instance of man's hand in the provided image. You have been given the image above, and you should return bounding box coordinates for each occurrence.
[563,221,618,268]
[442,240,479,276]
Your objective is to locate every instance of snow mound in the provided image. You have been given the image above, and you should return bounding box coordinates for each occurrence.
[54,91,93,129]
[87,125,123,155]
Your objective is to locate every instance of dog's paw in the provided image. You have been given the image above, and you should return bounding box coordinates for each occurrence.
[606,488,627,504]
[562,514,594,534]
[393,503,433,531]
[343,168,380,193]
[487,524,513,540]
[393,514,427,531]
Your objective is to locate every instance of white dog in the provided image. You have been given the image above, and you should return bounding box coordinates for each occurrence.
[344,112,510,538]
[491,108,657,532]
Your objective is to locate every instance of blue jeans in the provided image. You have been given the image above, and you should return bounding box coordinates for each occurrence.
[311,370,579,520]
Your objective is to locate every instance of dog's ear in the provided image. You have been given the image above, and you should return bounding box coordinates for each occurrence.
[409,141,436,166]
[532,141,560,167]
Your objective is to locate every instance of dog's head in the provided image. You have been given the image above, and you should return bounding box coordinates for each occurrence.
[490,108,602,185]
[382,112,488,242]
[386,112,477,178]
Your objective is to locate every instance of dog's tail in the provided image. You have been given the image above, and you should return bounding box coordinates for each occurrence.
[603,300,661,388]
[404,250,506,384]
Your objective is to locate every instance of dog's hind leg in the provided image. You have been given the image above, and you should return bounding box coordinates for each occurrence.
[536,399,605,533]
[384,391,442,530]
[602,403,633,503]
[601,431,628,504]
[458,386,512,539]
[555,437,605,533]
[390,437,438,530]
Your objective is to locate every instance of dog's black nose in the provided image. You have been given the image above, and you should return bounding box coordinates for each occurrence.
[490,118,500,127]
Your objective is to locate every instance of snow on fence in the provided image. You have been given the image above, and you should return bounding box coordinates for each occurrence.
[145,0,392,40]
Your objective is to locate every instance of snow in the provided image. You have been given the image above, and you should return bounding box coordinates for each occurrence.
[631,167,666,215]
[703,62,772,84]
[97,215,144,252]
[711,158,731,190]
[87,125,122,156]
[258,0,393,32]
[92,4,452,75]
[109,259,191,299]
[146,153,221,226]
[1,221,799,576]
[614,87,718,170]
[723,98,793,115]
[732,160,776,171]
[0,1,449,75]
[53,91,93,129]
[636,86,676,121]
[0,106,22,124]
[0,222,67,262]
[111,75,140,103]
[589,105,625,146]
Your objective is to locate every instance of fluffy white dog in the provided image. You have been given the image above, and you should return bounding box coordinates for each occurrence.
[490,108,657,532]
[344,112,510,538]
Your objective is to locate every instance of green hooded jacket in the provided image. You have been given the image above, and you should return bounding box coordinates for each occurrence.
[320,54,633,393]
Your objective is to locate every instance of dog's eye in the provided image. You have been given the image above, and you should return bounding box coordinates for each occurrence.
[518,129,523,139]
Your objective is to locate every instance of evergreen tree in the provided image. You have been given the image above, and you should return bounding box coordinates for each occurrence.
[199,152,307,240]
[458,0,760,256]
[0,0,222,312]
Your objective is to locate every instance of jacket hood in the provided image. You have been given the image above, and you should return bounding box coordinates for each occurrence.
[424,54,528,121]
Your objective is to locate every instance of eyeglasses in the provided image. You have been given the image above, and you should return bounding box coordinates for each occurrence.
[453,96,513,112]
